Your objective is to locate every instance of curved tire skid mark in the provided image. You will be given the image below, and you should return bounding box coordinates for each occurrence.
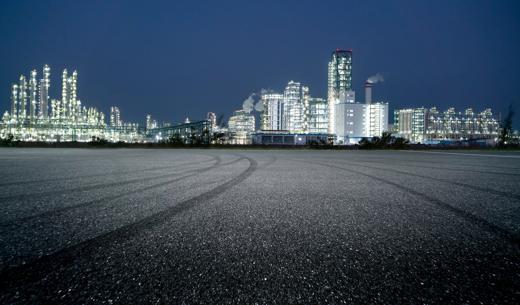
[0,153,165,172]
[295,158,520,247]
[342,153,520,171]
[340,157,520,177]
[321,157,520,201]
[2,155,254,226]
[0,156,224,227]
[263,155,277,169]
[0,155,221,200]
[0,155,258,290]
[0,153,218,187]
[349,159,520,201]
[0,156,246,269]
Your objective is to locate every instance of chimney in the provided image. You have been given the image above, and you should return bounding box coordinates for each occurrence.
[364,82,373,104]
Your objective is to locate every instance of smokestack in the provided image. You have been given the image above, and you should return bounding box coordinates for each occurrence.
[364,82,373,104]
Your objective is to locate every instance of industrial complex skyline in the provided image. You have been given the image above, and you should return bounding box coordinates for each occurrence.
[0,48,503,146]
[1,0,519,128]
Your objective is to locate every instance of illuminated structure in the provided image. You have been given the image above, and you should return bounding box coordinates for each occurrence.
[394,107,499,143]
[146,114,158,130]
[393,108,428,142]
[367,103,388,137]
[334,91,365,144]
[29,70,38,122]
[283,81,306,132]
[332,84,389,144]
[260,82,316,134]
[207,112,217,129]
[110,107,122,127]
[307,97,328,133]
[1,65,143,142]
[260,92,284,131]
[148,120,211,144]
[39,64,50,119]
[228,110,255,144]
[253,131,331,145]
[327,49,353,135]
[18,75,27,120]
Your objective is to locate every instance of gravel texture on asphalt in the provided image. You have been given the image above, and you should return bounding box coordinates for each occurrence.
[0,148,519,304]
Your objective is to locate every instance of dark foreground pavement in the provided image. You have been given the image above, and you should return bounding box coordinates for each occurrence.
[0,148,519,304]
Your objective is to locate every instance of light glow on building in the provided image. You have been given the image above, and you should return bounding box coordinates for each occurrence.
[1,65,143,142]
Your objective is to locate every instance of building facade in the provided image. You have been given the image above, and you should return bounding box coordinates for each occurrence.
[148,120,212,144]
[307,97,328,133]
[334,100,389,144]
[327,49,353,135]
[283,81,306,132]
[260,92,285,131]
[253,131,331,145]
[334,102,367,144]
[394,107,500,142]
[228,110,255,144]
[367,102,389,137]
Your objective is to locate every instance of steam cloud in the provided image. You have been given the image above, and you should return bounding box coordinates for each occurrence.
[242,93,256,113]
[366,73,384,84]
[260,88,272,95]
[254,100,264,112]
[242,91,267,113]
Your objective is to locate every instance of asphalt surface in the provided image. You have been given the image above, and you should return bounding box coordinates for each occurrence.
[0,148,519,304]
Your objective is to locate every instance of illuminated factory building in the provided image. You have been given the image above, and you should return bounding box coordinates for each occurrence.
[394,107,499,143]
[228,110,255,145]
[260,92,284,131]
[1,65,142,142]
[327,49,353,135]
[306,97,328,134]
[258,49,388,145]
[260,82,325,134]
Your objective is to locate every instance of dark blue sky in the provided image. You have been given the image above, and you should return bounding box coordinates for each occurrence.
[1,0,519,126]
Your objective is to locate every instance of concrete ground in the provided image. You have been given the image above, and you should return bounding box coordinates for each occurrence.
[0,148,519,304]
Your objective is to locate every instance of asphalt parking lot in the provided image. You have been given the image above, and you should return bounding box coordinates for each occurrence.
[0,148,519,304]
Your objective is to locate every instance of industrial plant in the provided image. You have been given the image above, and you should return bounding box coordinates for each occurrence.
[1,65,141,142]
[393,107,499,144]
[0,50,504,146]
[251,49,389,145]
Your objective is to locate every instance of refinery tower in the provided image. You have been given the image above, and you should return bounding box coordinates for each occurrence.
[327,49,353,135]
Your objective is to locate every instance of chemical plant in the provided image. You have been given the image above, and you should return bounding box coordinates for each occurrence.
[0,49,502,145]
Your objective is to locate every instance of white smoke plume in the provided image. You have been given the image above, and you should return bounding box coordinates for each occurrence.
[366,73,384,84]
[242,93,256,113]
[254,100,264,112]
[242,91,267,113]
[260,88,272,95]
[254,88,272,112]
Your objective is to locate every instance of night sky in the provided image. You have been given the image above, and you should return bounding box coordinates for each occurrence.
[1,0,519,127]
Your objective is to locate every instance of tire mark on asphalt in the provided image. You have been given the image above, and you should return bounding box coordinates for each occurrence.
[334,158,520,201]
[403,150,520,159]
[0,152,156,170]
[0,155,258,289]
[0,155,230,227]
[331,152,520,171]
[0,156,221,200]
[0,154,217,187]
[294,158,520,247]
[260,155,277,169]
[0,156,246,270]
[338,158,520,177]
